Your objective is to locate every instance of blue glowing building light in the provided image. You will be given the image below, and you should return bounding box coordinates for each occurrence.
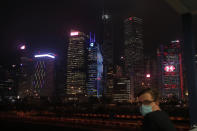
[90,43,94,47]
[89,32,95,43]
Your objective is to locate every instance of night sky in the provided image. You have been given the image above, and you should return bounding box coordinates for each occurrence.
[0,0,196,65]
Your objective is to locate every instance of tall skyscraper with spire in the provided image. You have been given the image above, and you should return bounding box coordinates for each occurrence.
[86,33,103,98]
[101,11,114,65]
[101,10,115,98]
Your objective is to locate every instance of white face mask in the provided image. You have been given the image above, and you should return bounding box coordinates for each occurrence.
[140,104,152,116]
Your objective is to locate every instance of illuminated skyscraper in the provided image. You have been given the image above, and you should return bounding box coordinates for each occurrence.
[96,44,103,97]
[87,33,97,96]
[33,53,55,98]
[66,30,88,100]
[86,33,103,97]
[124,17,144,98]
[157,40,184,99]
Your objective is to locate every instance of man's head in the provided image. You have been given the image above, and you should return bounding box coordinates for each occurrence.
[137,88,160,116]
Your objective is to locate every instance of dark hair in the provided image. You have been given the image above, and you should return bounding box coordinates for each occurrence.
[137,88,160,101]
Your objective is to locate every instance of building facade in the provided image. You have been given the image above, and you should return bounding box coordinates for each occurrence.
[124,17,144,99]
[18,57,34,98]
[33,53,55,99]
[100,11,115,98]
[113,65,131,103]
[101,11,114,65]
[157,40,184,99]
[86,33,103,98]
[0,66,15,101]
[66,31,88,100]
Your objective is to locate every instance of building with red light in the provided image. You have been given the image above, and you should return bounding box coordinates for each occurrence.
[124,16,144,99]
[143,56,158,89]
[157,40,184,99]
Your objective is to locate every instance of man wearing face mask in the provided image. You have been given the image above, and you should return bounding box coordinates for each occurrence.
[138,88,176,131]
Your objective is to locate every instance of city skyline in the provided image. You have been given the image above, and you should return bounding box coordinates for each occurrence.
[1,0,196,65]
[0,0,194,104]
[0,1,196,130]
